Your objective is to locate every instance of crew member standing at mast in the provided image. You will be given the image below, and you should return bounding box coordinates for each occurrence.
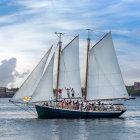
[65,87,71,98]
[71,88,75,98]
[58,88,63,98]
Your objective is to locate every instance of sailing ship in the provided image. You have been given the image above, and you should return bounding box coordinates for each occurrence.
[10,31,130,118]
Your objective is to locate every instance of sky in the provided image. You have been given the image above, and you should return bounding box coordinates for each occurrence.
[0,0,140,88]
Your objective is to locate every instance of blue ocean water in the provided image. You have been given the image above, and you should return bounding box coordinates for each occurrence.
[0,98,140,140]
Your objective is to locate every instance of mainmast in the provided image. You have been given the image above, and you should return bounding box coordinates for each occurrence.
[55,32,63,100]
[84,29,91,101]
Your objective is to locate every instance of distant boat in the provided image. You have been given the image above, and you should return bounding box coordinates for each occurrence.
[10,31,130,118]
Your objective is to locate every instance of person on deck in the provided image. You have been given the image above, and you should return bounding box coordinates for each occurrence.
[72,101,75,109]
[71,88,75,97]
[69,100,72,105]
[62,100,64,108]
[76,100,80,110]
[98,101,101,106]
[87,103,92,110]
[58,88,63,99]
[66,100,69,109]
[80,101,84,111]
[92,102,95,110]
[101,103,105,111]
[110,104,114,109]
[65,87,71,98]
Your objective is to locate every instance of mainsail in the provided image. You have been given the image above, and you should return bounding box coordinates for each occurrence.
[29,54,55,103]
[12,46,52,101]
[58,36,82,98]
[86,32,129,100]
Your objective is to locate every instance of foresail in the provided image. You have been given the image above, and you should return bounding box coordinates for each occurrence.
[86,32,128,100]
[12,46,52,101]
[29,54,54,103]
[58,36,82,98]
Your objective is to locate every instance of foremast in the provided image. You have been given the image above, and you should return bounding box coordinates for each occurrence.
[84,29,91,101]
[55,32,63,100]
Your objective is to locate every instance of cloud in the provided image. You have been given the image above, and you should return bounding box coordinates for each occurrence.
[131,27,140,39]
[0,0,140,87]
[14,70,29,78]
[0,15,17,24]
[121,0,140,2]
[17,0,52,9]
[0,58,16,87]
[114,38,140,85]
[0,57,29,88]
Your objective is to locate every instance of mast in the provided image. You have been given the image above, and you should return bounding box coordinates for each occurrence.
[55,32,63,100]
[84,29,91,101]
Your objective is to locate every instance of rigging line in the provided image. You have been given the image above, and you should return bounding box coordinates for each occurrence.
[92,51,124,97]
[90,31,106,40]
[60,31,76,37]
[81,29,106,33]
[63,33,76,38]
[27,103,37,114]
[90,40,97,48]
[52,38,59,49]
[11,101,35,115]
[91,32,103,39]
[11,101,37,117]
[91,29,107,34]
[20,103,36,116]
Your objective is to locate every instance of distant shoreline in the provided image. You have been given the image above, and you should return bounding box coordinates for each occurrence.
[0,96,13,98]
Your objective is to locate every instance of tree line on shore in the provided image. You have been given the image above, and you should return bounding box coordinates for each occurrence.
[126,86,140,96]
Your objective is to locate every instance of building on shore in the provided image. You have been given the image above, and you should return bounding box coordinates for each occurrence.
[134,82,140,90]
[0,87,15,98]
[0,87,6,97]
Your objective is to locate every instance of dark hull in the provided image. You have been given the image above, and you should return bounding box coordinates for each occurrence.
[35,105,126,119]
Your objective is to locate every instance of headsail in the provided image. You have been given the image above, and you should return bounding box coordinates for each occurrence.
[29,53,55,103]
[86,32,129,100]
[12,46,52,101]
[58,36,82,98]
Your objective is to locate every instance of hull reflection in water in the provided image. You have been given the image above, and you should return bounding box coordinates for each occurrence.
[35,105,126,118]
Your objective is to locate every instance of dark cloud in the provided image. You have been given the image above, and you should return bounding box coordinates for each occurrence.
[0,57,29,87]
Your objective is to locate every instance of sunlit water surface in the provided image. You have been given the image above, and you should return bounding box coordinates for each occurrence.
[0,98,140,140]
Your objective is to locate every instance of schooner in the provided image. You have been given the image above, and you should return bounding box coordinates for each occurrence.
[10,31,130,118]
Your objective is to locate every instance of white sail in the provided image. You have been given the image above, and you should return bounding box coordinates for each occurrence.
[86,32,129,100]
[29,54,54,103]
[12,46,52,100]
[58,36,82,98]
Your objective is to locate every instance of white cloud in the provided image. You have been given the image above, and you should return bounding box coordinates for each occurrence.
[114,38,140,85]
[0,0,140,87]
[0,15,17,24]
[17,1,52,8]
[122,0,140,2]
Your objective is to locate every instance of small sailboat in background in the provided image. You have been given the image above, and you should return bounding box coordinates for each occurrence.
[10,30,131,118]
